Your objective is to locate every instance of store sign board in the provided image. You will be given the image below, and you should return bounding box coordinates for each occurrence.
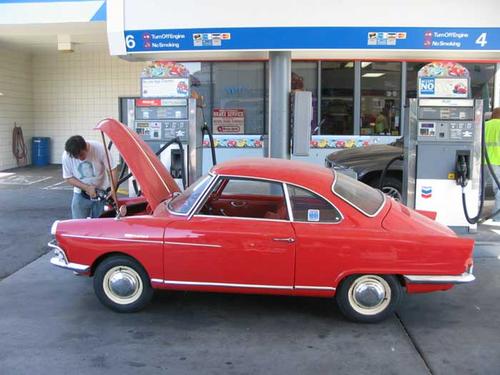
[122,27,500,53]
[417,61,470,99]
[141,78,189,98]
[418,77,469,98]
[213,109,245,134]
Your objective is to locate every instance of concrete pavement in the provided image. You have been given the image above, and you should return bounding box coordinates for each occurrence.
[1,165,500,374]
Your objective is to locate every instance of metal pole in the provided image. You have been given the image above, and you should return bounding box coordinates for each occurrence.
[268,51,291,159]
[400,62,407,136]
[353,61,361,135]
[494,63,500,108]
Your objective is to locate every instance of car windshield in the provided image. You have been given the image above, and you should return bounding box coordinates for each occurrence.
[332,172,385,216]
[168,174,213,214]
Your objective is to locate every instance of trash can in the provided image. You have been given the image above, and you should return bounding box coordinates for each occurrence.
[32,137,50,166]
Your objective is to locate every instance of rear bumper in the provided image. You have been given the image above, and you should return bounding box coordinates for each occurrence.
[48,240,90,273]
[404,271,475,284]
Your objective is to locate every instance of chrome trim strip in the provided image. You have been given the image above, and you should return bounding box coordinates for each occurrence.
[404,272,475,284]
[166,174,217,218]
[331,170,386,218]
[48,240,90,273]
[188,174,220,219]
[151,278,164,284]
[159,279,293,290]
[192,214,289,223]
[60,234,162,244]
[295,285,336,291]
[283,182,294,221]
[164,241,221,248]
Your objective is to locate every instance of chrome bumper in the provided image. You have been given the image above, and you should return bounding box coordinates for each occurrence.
[404,272,475,284]
[49,240,90,273]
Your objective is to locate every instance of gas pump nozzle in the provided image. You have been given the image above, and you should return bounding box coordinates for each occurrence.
[455,152,470,187]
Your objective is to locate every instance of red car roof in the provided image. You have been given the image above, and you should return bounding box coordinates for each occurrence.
[211,157,335,189]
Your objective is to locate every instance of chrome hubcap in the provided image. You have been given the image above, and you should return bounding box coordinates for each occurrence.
[382,186,402,201]
[348,275,391,316]
[103,266,143,305]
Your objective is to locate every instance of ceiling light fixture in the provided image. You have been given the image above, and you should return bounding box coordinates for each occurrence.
[362,73,385,78]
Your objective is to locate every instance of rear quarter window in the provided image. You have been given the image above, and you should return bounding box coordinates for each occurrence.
[332,172,385,216]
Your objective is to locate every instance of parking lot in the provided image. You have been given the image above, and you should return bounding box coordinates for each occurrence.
[1,166,500,375]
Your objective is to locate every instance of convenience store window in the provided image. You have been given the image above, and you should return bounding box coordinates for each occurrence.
[188,62,212,123]
[406,62,496,112]
[320,61,354,135]
[212,62,266,134]
[361,62,401,136]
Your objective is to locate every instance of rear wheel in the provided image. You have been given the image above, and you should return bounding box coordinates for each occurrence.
[93,256,153,313]
[336,274,403,323]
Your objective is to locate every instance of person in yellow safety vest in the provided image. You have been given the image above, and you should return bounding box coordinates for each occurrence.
[485,108,500,221]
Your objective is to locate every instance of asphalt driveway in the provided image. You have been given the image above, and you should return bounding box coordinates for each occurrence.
[0,165,499,374]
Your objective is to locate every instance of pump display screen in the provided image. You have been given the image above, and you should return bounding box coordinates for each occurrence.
[419,122,436,136]
[136,106,187,120]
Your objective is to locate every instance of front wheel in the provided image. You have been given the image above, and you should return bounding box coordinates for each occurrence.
[93,256,153,313]
[336,274,403,323]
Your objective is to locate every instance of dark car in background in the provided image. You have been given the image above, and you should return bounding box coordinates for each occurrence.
[325,139,404,200]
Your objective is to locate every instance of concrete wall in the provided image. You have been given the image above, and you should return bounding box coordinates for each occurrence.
[0,47,33,170]
[32,46,145,163]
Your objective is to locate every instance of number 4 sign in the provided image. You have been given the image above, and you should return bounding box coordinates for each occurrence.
[475,33,487,47]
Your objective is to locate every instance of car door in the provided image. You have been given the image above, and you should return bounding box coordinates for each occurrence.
[285,184,345,293]
[163,177,296,291]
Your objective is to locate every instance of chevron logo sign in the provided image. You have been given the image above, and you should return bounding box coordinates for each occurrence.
[421,186,432,199]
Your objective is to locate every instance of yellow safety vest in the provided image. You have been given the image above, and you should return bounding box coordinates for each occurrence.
[485,119,500,165]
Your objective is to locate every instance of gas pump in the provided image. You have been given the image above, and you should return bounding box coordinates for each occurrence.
[403,62,483,231]
[120,62,206,195]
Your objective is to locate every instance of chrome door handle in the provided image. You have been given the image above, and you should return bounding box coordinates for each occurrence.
[230,201,246,208]
[273,237,295,243]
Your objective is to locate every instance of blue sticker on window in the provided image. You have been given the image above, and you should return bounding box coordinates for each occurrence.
[307,209,320,222]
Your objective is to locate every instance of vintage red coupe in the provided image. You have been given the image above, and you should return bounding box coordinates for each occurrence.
[50,119,475,323]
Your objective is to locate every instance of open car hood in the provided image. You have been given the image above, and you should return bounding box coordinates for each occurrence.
[95,118,180,210]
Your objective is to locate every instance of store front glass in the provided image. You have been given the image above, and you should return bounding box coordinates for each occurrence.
[212,62,266,134]
[190,61,495,138]
[320,61,354,135]
[189,62,212,121]
[360,62,401,136]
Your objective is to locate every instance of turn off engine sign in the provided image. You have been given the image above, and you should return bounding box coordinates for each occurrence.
[213,109,245,134]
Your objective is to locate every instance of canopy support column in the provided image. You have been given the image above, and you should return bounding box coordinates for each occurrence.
[268,51,291,159]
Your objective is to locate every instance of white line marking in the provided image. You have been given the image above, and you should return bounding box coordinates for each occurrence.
[43,180,73,190]
[0,175,52,185]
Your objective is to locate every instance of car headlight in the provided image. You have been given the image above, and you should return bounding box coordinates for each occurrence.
[51,220,59,235]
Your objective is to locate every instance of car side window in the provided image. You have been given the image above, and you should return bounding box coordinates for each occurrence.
[287,185,342,223]
[221,179,284,197]
[198,177,289,220]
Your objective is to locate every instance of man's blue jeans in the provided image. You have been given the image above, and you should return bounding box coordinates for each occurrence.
[71,192,105,219]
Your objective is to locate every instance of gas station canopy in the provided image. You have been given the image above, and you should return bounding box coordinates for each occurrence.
[107,0,500,61]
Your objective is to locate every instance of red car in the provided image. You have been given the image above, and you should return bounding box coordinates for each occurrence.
[50,119,475,323]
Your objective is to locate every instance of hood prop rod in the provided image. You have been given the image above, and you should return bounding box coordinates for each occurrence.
[101,131,119,216]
